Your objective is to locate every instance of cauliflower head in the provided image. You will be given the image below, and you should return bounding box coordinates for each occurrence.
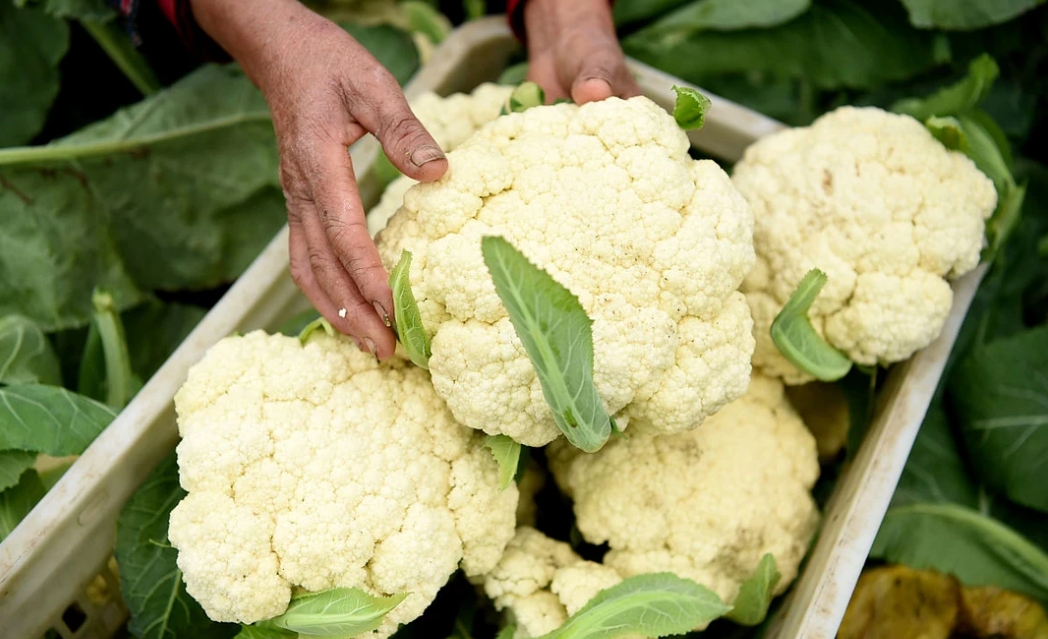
[168,330,518,635]
[483,527,624,638]
[377,95,756,447]
[368,83,514,237]
[732,106,997,382]
[547,374,820,606]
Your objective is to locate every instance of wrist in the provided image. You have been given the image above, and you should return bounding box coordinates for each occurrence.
[187,0,323,90]
[522,0,616,50]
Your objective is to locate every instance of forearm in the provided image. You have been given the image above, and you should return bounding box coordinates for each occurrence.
[187,0,327,91]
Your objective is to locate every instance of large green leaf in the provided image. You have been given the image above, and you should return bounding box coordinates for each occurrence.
[0,468,46,542]
[871,503,1048,605]
[0,450,37,493]
[116,451,237,639]
[258,588,407,637]
[122,301,207,382]
[0,384,115,455]
[536,573,730,639]
[234,627,291,639]
[899,0,1045,30]
[892,405,979,508]
[15,0,116,21]
[918,112,1024,260]
[0,64,286,331]
[613,0,692,25]
[892,53,1000,121]
[950,326,1048,513]
[0,315,62,386]
[0,1,70,147]
[637,0,810,41]
[623,0,946,90]
[481,236,615,453]
[341,23,420,86]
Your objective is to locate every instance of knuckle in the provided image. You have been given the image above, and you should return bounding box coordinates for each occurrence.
[380,112,426,150]
[344,251,386,284]
[284,201,303,225]
[306,246,334,274]
[279,161,312,204]
[320,211,366,245]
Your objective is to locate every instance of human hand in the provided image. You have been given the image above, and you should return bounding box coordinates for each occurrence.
[190,0,447,359]
[522,0,642,104]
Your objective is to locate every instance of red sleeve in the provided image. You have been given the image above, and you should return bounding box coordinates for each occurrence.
[507,0,528,42]
[157,0,230,62]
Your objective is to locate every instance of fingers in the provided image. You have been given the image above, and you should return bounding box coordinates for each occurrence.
[526,53,571,103]
[343,63,449,184]
[287,217,364,353]
[305,142,399,358]
[287,191,397,359]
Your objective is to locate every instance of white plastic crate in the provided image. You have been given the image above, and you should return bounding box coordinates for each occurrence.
[0,17,985,639]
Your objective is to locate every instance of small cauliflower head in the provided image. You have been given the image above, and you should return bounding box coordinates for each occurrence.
[547,374,820,607]
[169,330,518,636]
[377,95,756,447]
[483,527,625,639]
[368,83,514,237]
[732,106,997,383]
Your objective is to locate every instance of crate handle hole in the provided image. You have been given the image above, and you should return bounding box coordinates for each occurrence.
[61,601,87,633]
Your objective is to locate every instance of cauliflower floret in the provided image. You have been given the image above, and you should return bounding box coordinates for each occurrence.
[377,96,756,447]
[483,527,624,638]
[414,83,517,151]
[547,375,820,608]
[732,106,997,382]
[169,330,518,635]
[368,83,514,237]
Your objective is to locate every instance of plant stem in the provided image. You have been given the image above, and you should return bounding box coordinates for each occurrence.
[91,289,136,410]
[0,112,270,165]
[80,19,161,97]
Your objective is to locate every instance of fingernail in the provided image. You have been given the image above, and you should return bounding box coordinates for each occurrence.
[373,301,392,327]
[410,145,445,168]
[363,337,377,355]
[352,337,365,351]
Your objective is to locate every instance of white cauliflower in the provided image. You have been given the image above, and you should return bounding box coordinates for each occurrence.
[547,374,820,608]
[368,83,514,237]
[377,95,756,447]
[168,330,518,635]
[732,106,997,383]
[483,527,624,638]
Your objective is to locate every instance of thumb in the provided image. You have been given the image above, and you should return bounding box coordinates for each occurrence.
[370,100,448,183]
[570,46,641,105]
[570,50,619,105]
